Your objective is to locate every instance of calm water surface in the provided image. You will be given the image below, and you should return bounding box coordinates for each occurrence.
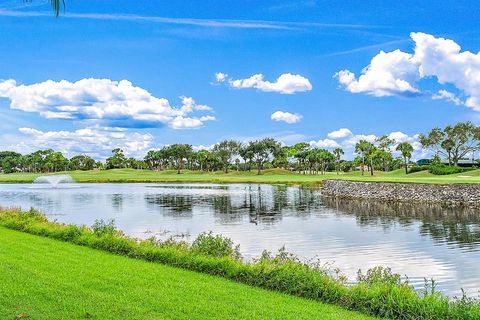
[1,182,479,297]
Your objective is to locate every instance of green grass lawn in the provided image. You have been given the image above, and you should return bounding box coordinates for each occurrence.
[0,227,374,320]
[1,167,480,184]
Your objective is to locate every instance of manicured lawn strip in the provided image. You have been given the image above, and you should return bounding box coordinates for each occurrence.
[0,227,374,320]
[1,209,479,320]
[2,168,480,184]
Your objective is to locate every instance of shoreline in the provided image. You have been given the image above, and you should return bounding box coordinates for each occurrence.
[1,208,478,319]
[2,168,480,185]
[322,179,480,207]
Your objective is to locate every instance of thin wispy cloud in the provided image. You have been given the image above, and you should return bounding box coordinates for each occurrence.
[321,39,409,57]
[0,0,47,10]
[0,9,377,30]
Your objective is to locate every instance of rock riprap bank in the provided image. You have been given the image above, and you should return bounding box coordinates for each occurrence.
[322,180,480,207]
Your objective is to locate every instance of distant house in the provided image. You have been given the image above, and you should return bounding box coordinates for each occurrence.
[355,164,370,171]
[442,159,478,167]
[417,158,478,167]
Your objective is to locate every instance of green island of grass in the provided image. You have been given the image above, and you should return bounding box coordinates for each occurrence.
[0,226,373,320]
[2,167,480,185]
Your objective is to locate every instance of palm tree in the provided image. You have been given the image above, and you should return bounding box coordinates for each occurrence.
[25,1,63,16]
[333,148,344,175]
[355,140,375,176]
[51,0,63,16]
[396,142,414,174]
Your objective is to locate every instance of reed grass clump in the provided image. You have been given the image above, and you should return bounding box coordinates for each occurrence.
[1,208,479,320]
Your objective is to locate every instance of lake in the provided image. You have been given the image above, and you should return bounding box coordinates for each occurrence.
[1,182,479,297]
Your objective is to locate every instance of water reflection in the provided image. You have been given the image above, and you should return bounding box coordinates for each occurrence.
[111,194,124,211]
[142,185,322,225]
[1,183,480,296]
[145,194,194,216]
[322,197,480,250]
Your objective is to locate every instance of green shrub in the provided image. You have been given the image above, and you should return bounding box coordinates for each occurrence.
[91,218,118,236]
[408,165,429,174]
[357,266,404,286]
[1,208,479,320]
[191,231,241,260]
[428,164,474,175]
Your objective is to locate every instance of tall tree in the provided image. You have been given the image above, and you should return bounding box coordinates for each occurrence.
[376,135,395,171]
[396,142,414,174]
[106,148,126,169]
[371,149,392,173]
[290,142,310,174]
[333,148,344,175]
[355,140,375,176]
[306,148,320,174]
[165,144,192,174]
[196,150,210,171]
[419,122,480,166]
[274,146,289,169]
[247,138,281,175]
[1,156,19,173]
[0,152,21,173]
[318,149,335,175]
[144,150,159,170]
[46,151,68,172]
[239,146,254,172]
[70,154,95,171]
[212,140,242,173]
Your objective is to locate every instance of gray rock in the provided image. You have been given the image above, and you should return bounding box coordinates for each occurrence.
[321,180,480,207]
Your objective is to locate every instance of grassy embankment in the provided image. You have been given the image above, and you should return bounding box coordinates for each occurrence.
[1,208,479,320]
[2,167,480,184]
[0,227,373,320]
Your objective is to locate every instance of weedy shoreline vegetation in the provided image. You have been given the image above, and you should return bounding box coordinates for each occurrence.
[1,208,479,319]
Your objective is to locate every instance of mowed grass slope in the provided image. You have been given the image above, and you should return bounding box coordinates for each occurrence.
[0,227,374,320]
[1,168,480,184]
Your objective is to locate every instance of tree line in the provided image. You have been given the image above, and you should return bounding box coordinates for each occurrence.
[1,122,479,175]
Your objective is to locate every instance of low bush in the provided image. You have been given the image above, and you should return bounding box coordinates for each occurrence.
[91,218,118,236]
[191,231,241,260]
[0,208,479,320]
[408,165,430,174]
[428,164,474,175]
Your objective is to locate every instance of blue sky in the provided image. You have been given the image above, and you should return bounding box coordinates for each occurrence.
[0,0,479,159]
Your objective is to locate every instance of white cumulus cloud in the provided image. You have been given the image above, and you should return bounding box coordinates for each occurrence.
[0,78,215,129]
[309,139,340,148]
[335,50,420,97]
[342,134,378,147]
[215,72,228,82]
[335,32,480,111]
[327,128,353,139]
[387,131,410,142]
[13,127,154,159]
[215,72,312,94]
[270,111,302,124]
